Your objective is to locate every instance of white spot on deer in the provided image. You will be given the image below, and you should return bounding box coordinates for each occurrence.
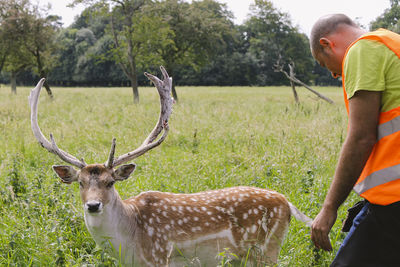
[201,207,207,211]
[178,219,183,225]
[243,232,248,240]
[243,213,248,219]
[251,225,258,234]
[147,226,154,237]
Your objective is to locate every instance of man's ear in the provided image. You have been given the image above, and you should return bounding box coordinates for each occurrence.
[319,37,332,49]
[52,165,79,184]
[115,164,136,181]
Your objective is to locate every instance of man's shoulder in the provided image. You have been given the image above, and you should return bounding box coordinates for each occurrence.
[348,39,389,55]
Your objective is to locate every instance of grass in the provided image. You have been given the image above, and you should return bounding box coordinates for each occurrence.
[0,83,360,266]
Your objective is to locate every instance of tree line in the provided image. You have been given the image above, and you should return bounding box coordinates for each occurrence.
[1,0,398,101]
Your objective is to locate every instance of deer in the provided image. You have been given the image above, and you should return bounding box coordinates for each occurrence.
[29,66,312,266]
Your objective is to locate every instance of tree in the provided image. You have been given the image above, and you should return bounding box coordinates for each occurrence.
[23,4,62,98]
[370,0,400,33]
[0,0,60,96]
[73,0,174,103]
[0,0,32,93]
[154,0,234,100]
[242,0,313,85]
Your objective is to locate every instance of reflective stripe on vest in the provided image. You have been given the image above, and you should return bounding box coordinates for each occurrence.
[342,29,400,205]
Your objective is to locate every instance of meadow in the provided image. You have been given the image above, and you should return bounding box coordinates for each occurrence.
[0,83,360,266]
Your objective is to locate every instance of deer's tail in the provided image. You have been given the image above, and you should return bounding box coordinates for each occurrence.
[288,202,313,227]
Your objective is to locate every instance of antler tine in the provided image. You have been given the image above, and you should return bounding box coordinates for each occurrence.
[105,138,116,168]
[112,66,173,167]
[29,78,87,169]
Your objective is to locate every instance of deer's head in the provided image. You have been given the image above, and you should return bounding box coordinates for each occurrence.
[29,67,173,214]
[53,164,136,213]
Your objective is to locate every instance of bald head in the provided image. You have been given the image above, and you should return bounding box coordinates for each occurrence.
[310,14,359,55]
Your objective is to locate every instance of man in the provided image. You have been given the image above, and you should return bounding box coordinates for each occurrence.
[309,14,400,266]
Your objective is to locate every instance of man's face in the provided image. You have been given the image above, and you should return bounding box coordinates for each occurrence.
[313,48,343,79]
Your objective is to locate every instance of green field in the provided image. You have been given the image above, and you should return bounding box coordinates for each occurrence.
[0,84,360,266]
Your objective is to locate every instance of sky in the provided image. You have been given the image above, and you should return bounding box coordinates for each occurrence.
[40,0,391,36]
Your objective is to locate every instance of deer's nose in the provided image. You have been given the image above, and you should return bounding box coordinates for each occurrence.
[85,201,102,213]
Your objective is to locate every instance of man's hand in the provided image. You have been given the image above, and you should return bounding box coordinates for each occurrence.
[311,206,338,251]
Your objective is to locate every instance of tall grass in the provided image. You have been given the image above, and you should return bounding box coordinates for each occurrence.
[0,84,359,266]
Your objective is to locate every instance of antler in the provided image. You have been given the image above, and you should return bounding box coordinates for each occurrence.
[29,78,87,169]
[107,66,173,168]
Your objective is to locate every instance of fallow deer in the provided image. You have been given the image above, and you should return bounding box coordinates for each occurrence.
[29,67,312,266]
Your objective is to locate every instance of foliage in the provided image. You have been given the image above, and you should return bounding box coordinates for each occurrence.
[370,0,400,33]
[1,0,345,88]
[0,0,61,94]
[0,84,357,266]
[242,0,314,85]
[0,0,33,92]
[70,0,175,102]
[49,4,128,86]
[151,0,234,99]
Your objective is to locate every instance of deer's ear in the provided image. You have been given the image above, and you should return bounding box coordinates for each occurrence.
[115,164,136,181]
[52,165,79,184]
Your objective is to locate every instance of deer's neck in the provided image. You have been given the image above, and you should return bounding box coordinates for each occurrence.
[84,193,138,263]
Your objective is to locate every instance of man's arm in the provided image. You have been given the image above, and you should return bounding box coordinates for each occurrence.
[311,90,381,251]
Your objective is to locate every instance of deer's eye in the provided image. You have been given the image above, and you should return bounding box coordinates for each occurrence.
[107,181,115,188]
[79,182,83,188]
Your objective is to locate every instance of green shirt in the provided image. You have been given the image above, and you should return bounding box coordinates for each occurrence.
[343,39,400,112]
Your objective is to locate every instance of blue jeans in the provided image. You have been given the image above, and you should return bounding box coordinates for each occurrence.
[331,201,400,267]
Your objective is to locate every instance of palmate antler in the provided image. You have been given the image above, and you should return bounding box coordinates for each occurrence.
[106,66,173,168]
[30,66,173,169]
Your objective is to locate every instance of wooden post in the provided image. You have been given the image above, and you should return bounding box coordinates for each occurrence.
[289,63,299,103]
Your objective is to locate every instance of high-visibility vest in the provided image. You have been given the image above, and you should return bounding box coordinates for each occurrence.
[342,29,400,205]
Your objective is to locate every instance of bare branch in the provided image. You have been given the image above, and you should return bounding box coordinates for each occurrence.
[106,138,116,168]
[274,59,334,104]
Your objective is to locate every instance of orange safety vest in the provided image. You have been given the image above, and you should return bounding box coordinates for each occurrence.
[342,29,400,205]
